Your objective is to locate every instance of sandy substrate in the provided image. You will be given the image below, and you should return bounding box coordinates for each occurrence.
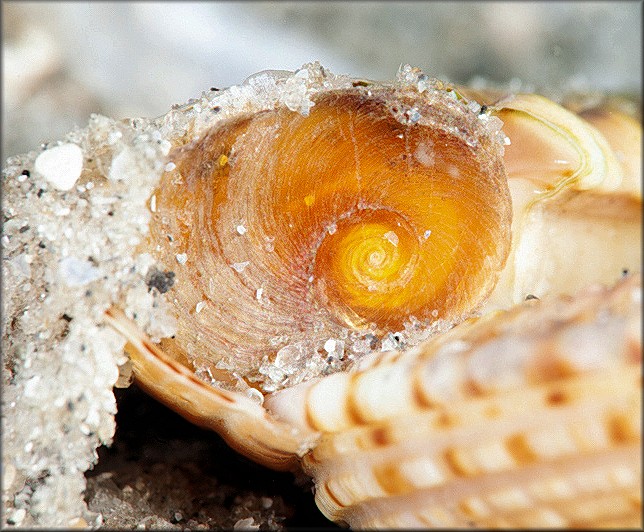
[1,65,348,530]
[85,385,339,530]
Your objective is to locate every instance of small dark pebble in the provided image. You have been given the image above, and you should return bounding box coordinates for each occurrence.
[366,333,379,350]
[525,294,540,300]
[21,169,30,177]
[19,225,30,233]
[146,268,176,294]
[61,313,73,322]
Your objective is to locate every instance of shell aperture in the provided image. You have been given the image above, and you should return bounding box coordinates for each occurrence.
[148,85,512,389]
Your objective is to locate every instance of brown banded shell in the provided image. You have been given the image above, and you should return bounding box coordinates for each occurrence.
[265,273,641,528]
[103,65,641,528]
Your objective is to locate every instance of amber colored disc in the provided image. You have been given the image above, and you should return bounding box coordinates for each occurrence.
[147,87,512,376]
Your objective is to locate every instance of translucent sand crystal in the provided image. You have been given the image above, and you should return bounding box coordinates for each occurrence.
[2,113,173,527]
[2,65,344,527]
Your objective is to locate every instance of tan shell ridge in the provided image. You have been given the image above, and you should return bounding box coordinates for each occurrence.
[259,274,643,527]
[105,307,314,471]
[108,270,642,524]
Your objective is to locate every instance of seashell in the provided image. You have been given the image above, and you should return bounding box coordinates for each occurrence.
[144,69,513,392]
[267,273,642,528]
[98,64,641,527]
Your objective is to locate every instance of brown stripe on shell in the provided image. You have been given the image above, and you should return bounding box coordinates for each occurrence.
[546,389,569,406]
[606,411,641,445]
[370,426,392,447]
[305,354,640,523]
[433,411,457,429]
[344,372,371,426]
[373,463,416,495]
[322,444,640,527]
[303,364,639,466]
[505,434,539,465]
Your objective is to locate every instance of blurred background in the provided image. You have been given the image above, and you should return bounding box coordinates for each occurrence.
[2,1,641,157]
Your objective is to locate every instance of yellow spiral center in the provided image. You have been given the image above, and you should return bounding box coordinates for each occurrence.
[316,209,431,327]
[337,221,409,288]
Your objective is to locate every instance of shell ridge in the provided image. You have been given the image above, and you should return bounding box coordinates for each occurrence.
[104,306,316,469]
[328,443,640,527]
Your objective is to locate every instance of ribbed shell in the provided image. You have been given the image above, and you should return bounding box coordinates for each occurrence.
[265,274,642,528]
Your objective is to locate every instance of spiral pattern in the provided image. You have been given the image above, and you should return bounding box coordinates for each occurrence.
[147,86,512,385]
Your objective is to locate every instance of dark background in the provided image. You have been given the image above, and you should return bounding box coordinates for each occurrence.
[3,1,641,157]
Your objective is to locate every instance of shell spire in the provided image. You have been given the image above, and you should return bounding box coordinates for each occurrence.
[146,66,512,391]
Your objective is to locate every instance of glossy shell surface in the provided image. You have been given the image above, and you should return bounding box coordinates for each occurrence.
[144,76,513,392]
